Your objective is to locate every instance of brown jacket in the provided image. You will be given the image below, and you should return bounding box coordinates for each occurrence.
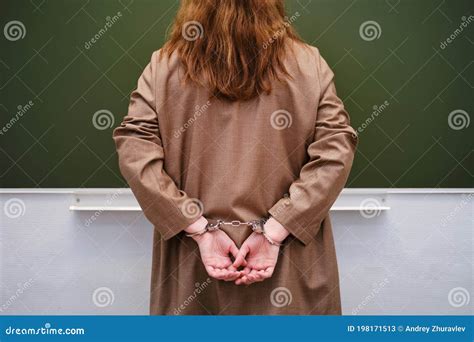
[113,41,358,314]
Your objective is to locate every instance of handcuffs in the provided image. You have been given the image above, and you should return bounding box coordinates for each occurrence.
[185,217,282,246]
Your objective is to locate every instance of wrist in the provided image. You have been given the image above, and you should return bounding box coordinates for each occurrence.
[184,216,208,235]
[264,217,290,243]
[190,231,210,243]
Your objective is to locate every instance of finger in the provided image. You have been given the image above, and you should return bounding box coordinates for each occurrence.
[252,270,266,283]
[212,267,227,280]
[232,245,249,268]
[240,258,248,267]
[220,270,235,281]
[235,272,249,285]
[212,264,242,281]
[221,269,236,281]
[224,270,241,281]
[246,269,263,284]
[227,265,242,280]
[221,266,241,281]
[238,270,256,285]
[234,266,250,284]
[232,246,247,268]
[229,243,240,260]
[260,267,275,279]
[236,275,249,285]
[241,276,254,285]
[227,264,238,272]
[241,266,251,275]
[251,269,268,284]
[216,258,233,269]
[207,266,232,281]
[205,265,222,280]
[257,269,268,279]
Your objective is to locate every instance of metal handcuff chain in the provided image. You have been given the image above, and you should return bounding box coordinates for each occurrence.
[185,217,282,246]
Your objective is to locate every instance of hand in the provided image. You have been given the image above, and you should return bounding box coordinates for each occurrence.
[192,229,241,281]
[231,232,278,285]
[185,216,289,284]
[232,217,289,285]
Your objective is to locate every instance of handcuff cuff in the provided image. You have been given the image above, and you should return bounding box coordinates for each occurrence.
[185,216,282,246]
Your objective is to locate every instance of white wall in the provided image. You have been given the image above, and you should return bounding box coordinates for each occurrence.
[0,189,472,315]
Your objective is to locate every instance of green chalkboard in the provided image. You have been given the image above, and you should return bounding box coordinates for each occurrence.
[1,0,472,188]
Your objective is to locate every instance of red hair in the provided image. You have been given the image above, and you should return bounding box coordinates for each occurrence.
[162,0,302,101]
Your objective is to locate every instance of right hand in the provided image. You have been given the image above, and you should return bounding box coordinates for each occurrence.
[232,232,280,285]
[191,228,242,281]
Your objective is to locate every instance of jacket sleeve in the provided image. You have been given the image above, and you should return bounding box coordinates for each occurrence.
[268,49,358,246]
[112,51,200,240]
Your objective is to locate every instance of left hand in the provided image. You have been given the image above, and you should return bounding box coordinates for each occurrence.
[193,229,241,282]
[232,217,289,285]
[185,216,241,281]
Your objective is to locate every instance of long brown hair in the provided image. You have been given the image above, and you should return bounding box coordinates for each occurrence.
[162,0,302,101]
